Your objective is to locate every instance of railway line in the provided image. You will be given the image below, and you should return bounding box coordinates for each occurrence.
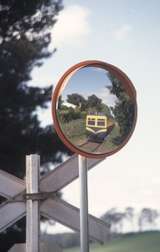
[79,139,103,153]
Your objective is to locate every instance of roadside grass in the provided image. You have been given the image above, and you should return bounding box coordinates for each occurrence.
[60,118,87,145]
[64,231,160,252]
[60,119,120,145]
[98,125,120,152]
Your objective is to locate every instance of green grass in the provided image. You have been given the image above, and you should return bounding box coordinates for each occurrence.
[64,232,160,252]
[98,125,120,152]
[60,118,121,151]
[60,118,87,144]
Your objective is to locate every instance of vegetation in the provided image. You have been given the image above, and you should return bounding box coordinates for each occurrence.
[0,0,67,178]
[58,93,115,148]
[57,108,85,123]
[0,1,70,251]
[40,207,160,251]
[107,73,136,144]
[60,119,86,140]
[102,207,159,234]
[59,93,112,120]
[97,125,120,152]
[67,93,86,110]
[64,231,160,252]
[58,86,135,149]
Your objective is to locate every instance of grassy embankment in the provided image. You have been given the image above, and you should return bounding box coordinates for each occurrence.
[60,118,120,152]
[60,118,86,145]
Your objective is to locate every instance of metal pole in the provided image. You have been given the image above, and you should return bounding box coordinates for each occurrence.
[26,154,40,252]
[79,155,89,252]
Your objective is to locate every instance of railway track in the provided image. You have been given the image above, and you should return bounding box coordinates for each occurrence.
[79,140,103,153]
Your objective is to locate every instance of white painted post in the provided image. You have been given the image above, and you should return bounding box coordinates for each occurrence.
[79,155,89,252]
[26,154,40,252]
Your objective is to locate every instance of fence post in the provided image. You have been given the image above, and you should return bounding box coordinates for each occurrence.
[26,154,40,252]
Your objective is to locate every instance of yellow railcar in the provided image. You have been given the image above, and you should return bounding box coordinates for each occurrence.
[86,114,113,142]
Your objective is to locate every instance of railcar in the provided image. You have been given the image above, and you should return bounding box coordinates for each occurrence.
[86,114,114,142]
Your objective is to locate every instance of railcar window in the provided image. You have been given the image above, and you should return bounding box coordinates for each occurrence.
[88,120,95,125]
[97,120,105,126]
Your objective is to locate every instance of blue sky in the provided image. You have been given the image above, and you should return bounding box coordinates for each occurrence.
[61,67,118,107]
[29,0,160,233]
[62,67,108,99]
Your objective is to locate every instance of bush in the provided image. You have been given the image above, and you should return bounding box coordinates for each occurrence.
[58,108,82,123]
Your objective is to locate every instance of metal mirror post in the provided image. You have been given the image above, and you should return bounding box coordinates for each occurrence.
[78,155,89,252]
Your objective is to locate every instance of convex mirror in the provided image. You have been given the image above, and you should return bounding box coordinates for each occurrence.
[52,60,137,158]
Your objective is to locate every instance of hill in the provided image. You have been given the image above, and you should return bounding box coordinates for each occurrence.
[64,231,160,252]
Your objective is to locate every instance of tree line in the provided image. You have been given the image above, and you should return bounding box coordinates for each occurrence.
[41,207,160,250]
[102,207,159,234]
[60,93,111,115]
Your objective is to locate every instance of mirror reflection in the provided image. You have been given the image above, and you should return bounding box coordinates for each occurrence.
[56,66,136,155]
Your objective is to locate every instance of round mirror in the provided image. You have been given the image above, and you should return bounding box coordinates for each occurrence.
[52,61,137,158]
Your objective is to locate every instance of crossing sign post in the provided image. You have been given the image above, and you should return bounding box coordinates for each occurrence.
[52,60,137,252]
[0,154,108,251]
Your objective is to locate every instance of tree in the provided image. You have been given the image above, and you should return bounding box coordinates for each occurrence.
[102,208,126,234]
[86,94,102,111]
[138,208,159,232]
[0,1,71,250]
[67,93,86,110]
[99,102,112,117]
[0,0,69,177]
[125,207,135,230]
[58,95,64,109]
[107,73,135,144]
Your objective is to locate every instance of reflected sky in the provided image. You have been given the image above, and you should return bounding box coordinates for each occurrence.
[62,66,118,107]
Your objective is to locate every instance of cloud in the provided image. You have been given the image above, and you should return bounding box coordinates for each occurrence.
[51,5,90,47]
[97,87,118,107]
[113,24,132,41]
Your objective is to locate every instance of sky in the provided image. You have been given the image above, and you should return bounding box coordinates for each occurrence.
[62,67,117,107]
[29,0,160,233]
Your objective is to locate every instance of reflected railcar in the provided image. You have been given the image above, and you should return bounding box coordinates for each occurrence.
[86,114,114,142]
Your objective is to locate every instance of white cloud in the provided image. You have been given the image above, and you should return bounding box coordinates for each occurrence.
[97,87,118,107]
[113,24,132,41]
[51,5,90,47]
